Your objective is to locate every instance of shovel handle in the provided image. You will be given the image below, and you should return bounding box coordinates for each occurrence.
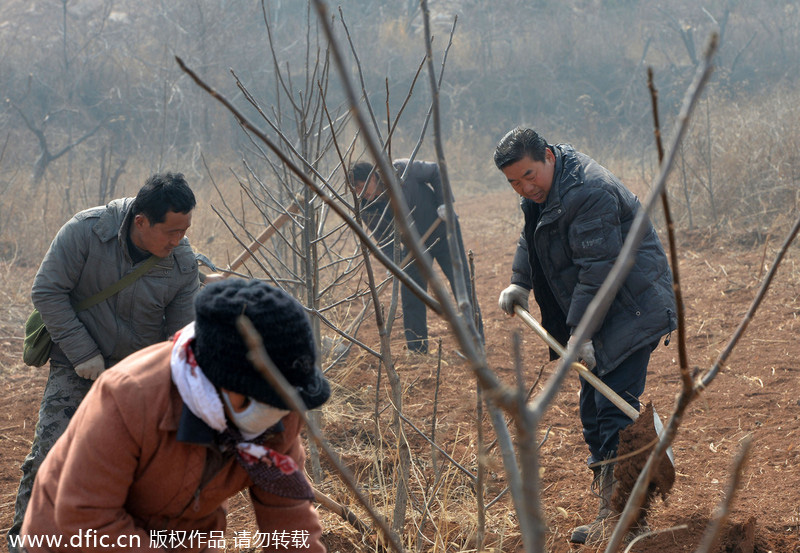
[514,306,640,422]
[228,201,303,272]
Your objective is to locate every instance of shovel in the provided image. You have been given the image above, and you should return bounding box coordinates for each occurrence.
[197,199,303,283]
[513,305,674,464]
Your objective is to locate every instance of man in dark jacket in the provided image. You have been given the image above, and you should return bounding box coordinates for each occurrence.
[350,160,482,354]
[8,173,200,551]
[494,127,677,545]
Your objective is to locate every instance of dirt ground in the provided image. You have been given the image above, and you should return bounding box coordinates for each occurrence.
[1,189,799,552]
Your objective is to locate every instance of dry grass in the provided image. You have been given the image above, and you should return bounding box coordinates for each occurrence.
[665,84,800,233]
[3,189,800,551]
[3,77,800,552]
[211,341,527,552]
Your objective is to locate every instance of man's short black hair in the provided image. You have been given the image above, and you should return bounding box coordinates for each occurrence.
[349,162,375,184]
[131,172,196,224]
[494,127,549,169]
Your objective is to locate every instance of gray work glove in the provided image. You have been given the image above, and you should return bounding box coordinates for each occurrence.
[498,284,530,315]
[74,353,105,381]
[568,335,596,370]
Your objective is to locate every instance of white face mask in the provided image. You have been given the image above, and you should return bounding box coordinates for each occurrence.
[222,392,289,440]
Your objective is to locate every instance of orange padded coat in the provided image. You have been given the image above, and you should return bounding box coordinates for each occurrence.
[21,341,325,553]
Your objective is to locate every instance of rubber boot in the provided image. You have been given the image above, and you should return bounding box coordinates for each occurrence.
[570,462,617,544]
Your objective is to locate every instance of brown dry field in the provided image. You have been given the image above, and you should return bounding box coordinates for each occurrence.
[1,190,799,552]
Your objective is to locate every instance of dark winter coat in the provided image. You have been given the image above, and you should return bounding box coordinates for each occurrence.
[511,145,677,375]
[360,159,451,255]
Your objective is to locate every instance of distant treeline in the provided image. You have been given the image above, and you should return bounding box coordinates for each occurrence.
[0,0,797,230]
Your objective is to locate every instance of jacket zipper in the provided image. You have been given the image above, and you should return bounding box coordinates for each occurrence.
[177,447,230,517]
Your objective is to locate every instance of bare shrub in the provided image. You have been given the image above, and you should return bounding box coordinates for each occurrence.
[671,84,800,234]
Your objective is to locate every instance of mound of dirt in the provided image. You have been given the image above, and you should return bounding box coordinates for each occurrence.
[612,402,675,517]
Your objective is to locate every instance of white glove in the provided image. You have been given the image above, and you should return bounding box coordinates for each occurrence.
[74,353,105,380]
[568,335,596,370]
[498,284,530,315]
[436,204,447,221]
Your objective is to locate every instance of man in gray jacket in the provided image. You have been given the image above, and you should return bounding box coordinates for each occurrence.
[494,127,676,545]
[8,173,200,550]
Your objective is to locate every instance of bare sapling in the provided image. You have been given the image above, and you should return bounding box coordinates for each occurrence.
[176,2,767,552]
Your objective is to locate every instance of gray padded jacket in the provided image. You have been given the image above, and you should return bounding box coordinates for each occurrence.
[32,198,199,367]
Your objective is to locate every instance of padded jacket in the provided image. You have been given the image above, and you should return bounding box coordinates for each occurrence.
[510,144,677,375]
[32,198,199,367]
[20,341,325,553]
[360,159,451,255]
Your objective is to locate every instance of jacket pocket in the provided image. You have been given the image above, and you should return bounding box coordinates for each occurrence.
[572,219,605,256]
[616,286,642,317]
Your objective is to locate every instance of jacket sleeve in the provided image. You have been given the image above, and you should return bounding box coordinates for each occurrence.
[250,415,325,553]
[565,186,624,329]
[50,373,166,553]
[410,160,453,205]
[510,200,534,289]
[510,232,533,289]
[32,214,102,366]
[163,242,200,338]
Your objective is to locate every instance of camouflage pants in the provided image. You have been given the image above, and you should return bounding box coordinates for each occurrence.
[7,362,93,552]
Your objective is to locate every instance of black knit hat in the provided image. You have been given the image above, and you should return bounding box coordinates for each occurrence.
[193,279,330,410]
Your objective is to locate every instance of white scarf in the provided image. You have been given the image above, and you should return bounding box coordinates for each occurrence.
[170,321,228,432]
[168,322,311,499]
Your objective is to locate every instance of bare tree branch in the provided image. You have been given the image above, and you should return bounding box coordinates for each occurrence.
[237,315,406,553]
[175,55,440,314]
[604,34,719,552]
[693,435,753,553]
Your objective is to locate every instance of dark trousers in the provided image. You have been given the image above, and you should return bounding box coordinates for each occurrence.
[579,343,653,465]
[401,219,482,353]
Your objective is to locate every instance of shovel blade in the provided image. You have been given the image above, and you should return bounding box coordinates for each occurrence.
[651,406,675,465]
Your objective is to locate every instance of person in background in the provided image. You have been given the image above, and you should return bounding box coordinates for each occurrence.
[8,173,200,551]
[350,160,482,354]
[494,127,676,545]
[19,279,330,553]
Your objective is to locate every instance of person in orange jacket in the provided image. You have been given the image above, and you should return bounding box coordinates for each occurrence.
[19,279,330,553]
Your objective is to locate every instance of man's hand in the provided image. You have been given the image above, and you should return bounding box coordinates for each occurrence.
[568,336,596,370]
[74,354,105,380]
[498,284,530,315]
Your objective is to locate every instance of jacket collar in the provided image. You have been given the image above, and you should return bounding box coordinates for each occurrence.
[89,198,140,263]
[176,404,216,446]
[159,382,184,433]
[552,144,584,195]
[538,145,565,221]
[538,144,583,222]
[91,198,133,243]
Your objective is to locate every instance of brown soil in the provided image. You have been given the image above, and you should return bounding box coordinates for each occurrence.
[2,190,800,552]
[612,402,675,517]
